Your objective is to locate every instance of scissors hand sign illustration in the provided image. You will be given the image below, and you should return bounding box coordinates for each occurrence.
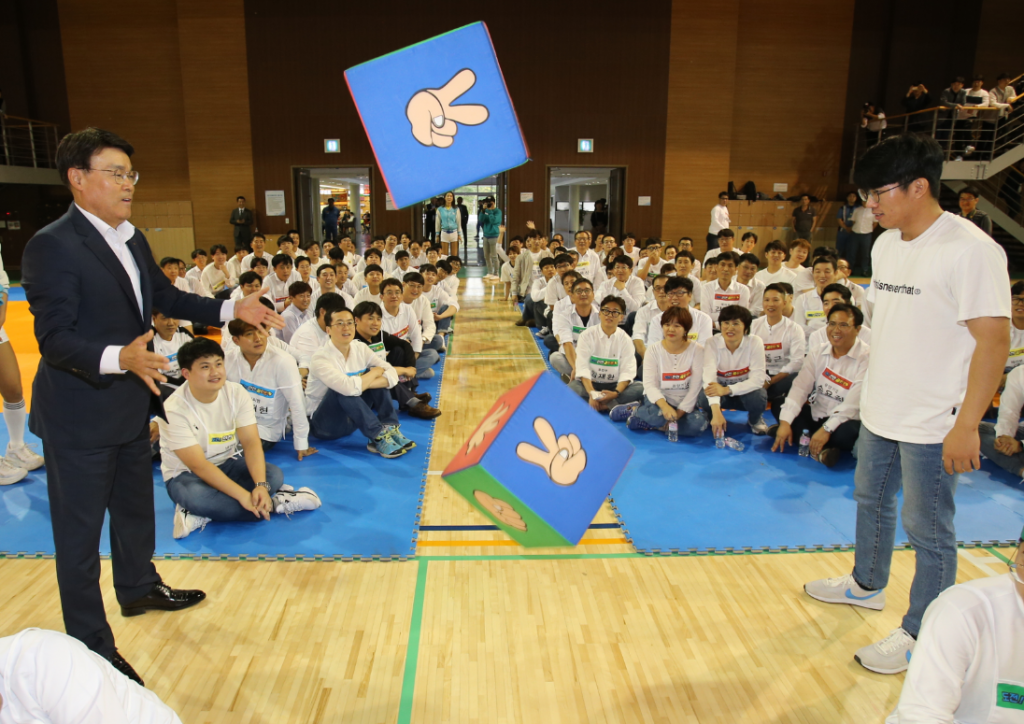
[406,68,490,148]
[516,418,587,486]
[468,402,509,452]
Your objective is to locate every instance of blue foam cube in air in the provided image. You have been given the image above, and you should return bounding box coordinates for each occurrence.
[442,371,634,547]
[345,22,530,209]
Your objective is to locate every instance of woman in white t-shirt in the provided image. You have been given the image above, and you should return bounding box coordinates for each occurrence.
[616,306,707,438]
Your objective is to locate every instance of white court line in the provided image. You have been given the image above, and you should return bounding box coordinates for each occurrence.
[427,470,445,476]
[958,549,1007,577]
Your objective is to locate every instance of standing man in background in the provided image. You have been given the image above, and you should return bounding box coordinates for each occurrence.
[230,195,254,252]
[321,197,341,244]
[22,127,282,688]
[708,191,730,251]
[803,134,1010,675]
[456,196,470,259]
[479,196,503,281]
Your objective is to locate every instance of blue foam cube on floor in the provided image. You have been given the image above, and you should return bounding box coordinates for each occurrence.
[345,21,529,208]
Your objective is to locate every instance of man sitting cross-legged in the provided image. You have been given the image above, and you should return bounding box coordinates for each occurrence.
[550,277,602,381]
[159,338,321,540]
[353,301,441,420]
[770,303,869,468]
[380,278,440,379]
[567,295,644,412]
[305,307,414,458]
[979,364,1024,479]
[225,319,318,459]
[751,283,807,421]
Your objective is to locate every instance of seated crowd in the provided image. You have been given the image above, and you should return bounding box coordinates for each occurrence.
[507,225,886,468]
[149,231,460,540]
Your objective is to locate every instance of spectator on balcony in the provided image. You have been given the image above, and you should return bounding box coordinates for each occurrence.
[901,83,931,133]
[939,76,968,149]
[707,192,730,251]
[792,195,818,242]
[958,186,992,236]
[861,103,887,149]
[991,72,1019,115]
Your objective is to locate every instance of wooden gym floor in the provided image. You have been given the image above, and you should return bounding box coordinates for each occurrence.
[0,271,1013,723]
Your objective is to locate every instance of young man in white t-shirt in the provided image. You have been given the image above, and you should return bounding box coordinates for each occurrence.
[703,228,736,267]
[151,308,193,394]
[698,251,751,328]
[804,134,1011,675]
[754,240,798,287]
[159,338,321,540]
[380,278,439,379]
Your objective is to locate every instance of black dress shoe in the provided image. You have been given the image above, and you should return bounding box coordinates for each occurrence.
[110,650,145,687]
[413,392,432,403]
[120,582,206,617]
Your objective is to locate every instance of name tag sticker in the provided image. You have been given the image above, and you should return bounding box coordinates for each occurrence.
[1010,347,1024,358]
[806,310,824,319]
[240,379,275,398]
[346,368,369,377]
[822,367,853,389]
[209,431,236,445]
[997,683,1024,709]
[764,342,782,351]
[369,341,385,354]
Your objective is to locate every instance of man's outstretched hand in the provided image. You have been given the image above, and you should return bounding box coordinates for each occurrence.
[234,292,285,333]
[119,329,169,396]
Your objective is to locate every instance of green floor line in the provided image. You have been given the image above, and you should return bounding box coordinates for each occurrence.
[986,546,1012,564]
[397,559,429,724]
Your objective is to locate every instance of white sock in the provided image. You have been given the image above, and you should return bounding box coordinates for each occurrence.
[4,400,26,449]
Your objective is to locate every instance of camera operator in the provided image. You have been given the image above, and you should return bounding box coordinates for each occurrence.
[479,196,503,281]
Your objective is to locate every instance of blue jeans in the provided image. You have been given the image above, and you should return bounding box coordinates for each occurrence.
[979,421,1024,477]
[634,397,709,436]
[836,229,853,263]
[165,456,285,522]
[309,387,399,441]
[852,427,958,637]
[416,348,440,378]
[697,387,767,426]
[434,304,452,333]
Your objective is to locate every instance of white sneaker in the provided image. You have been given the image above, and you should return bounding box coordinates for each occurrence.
[273,487,322,516]
[172,504,210,539]
[0,457,28,485]
[6,443,44,471]
[804,573,885,610]
[750,418,770,436]
[854,627,915,674]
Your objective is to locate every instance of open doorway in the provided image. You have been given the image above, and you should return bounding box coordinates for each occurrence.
[294,166,371,249]
[548,167,625,243]
[412,172,507,266]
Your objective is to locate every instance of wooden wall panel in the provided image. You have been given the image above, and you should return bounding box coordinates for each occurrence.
[176,0,256,251]
[57,0,192,203]
[728,0,856,209]
[244,0,671,242]
[660,0,740,253]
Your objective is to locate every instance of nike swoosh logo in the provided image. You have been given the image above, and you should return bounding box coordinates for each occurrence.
[845,589,882,601]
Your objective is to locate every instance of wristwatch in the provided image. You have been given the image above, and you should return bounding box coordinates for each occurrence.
[255,482,270,491]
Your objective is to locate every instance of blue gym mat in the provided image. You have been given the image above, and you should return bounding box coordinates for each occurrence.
[522,306,1024,552]
[0,335,445,561]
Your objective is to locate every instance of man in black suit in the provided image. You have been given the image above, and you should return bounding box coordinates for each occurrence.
[21,128,282,688]
[230,195,254,251]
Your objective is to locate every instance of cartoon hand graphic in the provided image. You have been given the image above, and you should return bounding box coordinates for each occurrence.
[406,68,490,148]
[468,402,509,452]
[516,417,587,486]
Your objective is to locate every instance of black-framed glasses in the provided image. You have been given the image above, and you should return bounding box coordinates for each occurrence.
[599,308,623,317]
[81,167,140,186]
[857,182,902,204]
[574,288,593,295]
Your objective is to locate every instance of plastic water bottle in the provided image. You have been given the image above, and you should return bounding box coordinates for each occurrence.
[724,437,744,452]
[798,429,811,457]
[667,421,679,443]
[715,429,725,449]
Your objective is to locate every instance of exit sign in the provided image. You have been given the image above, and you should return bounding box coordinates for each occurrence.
[578,139,593,153]
[324,139,340,153]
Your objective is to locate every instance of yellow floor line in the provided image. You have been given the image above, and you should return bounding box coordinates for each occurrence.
[417,537,629,548]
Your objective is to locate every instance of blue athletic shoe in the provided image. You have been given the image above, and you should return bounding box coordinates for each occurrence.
[609,401,640,422]
[386,425,416,450]
[626,413,655,432]
[367,431,407,458]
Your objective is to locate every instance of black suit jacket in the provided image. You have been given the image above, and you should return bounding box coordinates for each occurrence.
[22,204,225,449]
[231,208,253,242]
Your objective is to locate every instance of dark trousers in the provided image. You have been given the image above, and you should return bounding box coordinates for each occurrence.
[766,374,795,422]
[385,348,420,409]
[309,388,399,441]
[45,422,162,658]
[706,233,720,251]
[789,403,861,452]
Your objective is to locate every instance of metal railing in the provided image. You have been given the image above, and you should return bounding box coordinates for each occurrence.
[968,162,1024,229]
[0,114,61,169]
[850,72,1023,173]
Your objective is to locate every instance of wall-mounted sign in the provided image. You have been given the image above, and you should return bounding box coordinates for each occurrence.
[7,221,20,230]
[773,183,789,193]
[265,190,286,216]
[638,196,651,207]
[324,139,340,153]
[520,192,534,203]
[385,193,396,211]
[578,139,593,153]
